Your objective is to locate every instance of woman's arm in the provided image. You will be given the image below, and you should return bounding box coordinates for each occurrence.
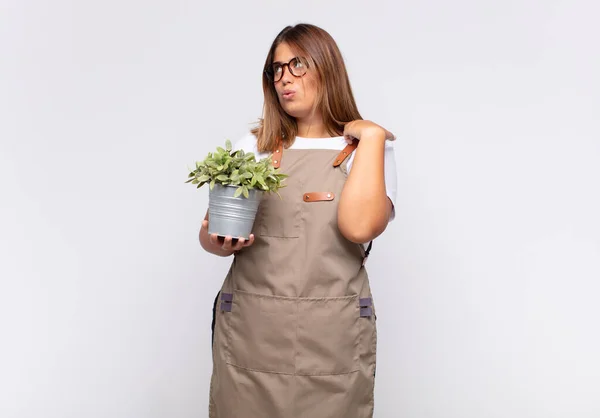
[337,123,394,244]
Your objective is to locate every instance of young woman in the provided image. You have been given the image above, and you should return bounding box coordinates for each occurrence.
[199,23,397,418]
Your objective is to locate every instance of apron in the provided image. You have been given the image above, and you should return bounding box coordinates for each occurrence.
[209,140,378,418]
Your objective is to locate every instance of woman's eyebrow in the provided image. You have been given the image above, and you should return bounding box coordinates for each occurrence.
[272,57,295,65]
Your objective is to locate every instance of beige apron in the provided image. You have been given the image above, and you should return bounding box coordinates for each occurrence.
[209,141,377,418]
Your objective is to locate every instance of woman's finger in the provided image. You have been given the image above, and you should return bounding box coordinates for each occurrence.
[230,235,255,254]
[209,233,220,246]
[231,237,246,251]
[244,234,255,246]
[221,236,233,250]
[383,127,396,141]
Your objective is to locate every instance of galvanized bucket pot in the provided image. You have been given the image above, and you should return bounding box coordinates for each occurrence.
[208,184,262,240]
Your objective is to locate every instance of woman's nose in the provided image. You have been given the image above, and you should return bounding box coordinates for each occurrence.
[280,64,293,83]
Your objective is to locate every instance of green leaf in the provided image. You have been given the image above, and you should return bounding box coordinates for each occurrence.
[186,137,288,194]
[234,186,243,198]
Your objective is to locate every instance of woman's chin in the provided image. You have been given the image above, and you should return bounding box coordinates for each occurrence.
[282,105,309,119]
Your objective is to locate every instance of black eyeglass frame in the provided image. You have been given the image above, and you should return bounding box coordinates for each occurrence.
[264,57,309,82]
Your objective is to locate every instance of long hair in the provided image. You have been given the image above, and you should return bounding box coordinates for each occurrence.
[251,24,363,153]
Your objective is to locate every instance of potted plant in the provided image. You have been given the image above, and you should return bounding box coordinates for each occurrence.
[186,139,287,240]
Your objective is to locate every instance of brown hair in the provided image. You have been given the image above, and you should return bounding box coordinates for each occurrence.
[250,23,363,153]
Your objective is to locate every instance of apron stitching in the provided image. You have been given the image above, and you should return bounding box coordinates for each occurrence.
[233,289,358,302]
[294,298,299,376]
[224,361,361,376]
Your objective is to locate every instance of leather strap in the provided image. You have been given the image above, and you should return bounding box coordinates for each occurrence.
[272,140,284,168]
[333,139,358,167]
[303,192,335,202]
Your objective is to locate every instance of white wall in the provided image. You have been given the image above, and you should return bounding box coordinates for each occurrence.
[1,0,598,417]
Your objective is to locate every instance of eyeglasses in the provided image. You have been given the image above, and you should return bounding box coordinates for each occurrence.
[264,57,309,82]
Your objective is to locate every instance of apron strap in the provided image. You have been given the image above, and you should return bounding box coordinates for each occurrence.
[365,240,373,256]
[359,296,373,317]
[362,240,373,265]
[272,140,284,168]
[333,139,358,167]
[274,138,357,168]
[211,291,220,349]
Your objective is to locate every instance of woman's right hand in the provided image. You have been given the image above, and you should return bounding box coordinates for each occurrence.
[201,219,255,253]
[199,210,255,257]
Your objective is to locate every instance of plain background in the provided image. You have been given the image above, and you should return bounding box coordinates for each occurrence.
[1,0,599,417]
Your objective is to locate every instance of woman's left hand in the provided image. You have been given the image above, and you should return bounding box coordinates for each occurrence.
[343,120,396,144]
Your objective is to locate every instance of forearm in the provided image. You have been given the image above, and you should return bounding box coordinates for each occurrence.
[199,211,235,257]
[338,129,391,243]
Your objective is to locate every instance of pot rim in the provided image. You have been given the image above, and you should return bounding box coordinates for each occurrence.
[211,183,264,192]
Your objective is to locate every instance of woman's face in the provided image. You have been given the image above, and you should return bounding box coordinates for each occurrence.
[271,42,319,120]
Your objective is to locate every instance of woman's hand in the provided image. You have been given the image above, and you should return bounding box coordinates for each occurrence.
[199,212,255,257]
[202,219,255,251]
[343,120,396,144]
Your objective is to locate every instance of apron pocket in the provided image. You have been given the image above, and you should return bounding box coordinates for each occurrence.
[295,295,360,376]
[225,290,297,374]
[256,197,300,238]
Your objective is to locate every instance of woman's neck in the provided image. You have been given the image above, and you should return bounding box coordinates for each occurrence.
[296,117,330,138]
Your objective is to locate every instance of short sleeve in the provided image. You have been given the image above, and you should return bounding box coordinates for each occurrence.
[347,141,397,221]
[232,133,259,155]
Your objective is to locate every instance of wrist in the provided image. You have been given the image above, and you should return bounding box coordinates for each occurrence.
[357,128,386,148]
[362,126,386,142]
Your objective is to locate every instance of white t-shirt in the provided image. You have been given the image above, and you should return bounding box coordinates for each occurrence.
[233,133,397,221]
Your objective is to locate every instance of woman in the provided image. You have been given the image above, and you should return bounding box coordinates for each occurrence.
[199,23,397,418]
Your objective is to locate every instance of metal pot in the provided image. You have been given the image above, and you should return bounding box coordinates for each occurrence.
[208,184,262,239]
